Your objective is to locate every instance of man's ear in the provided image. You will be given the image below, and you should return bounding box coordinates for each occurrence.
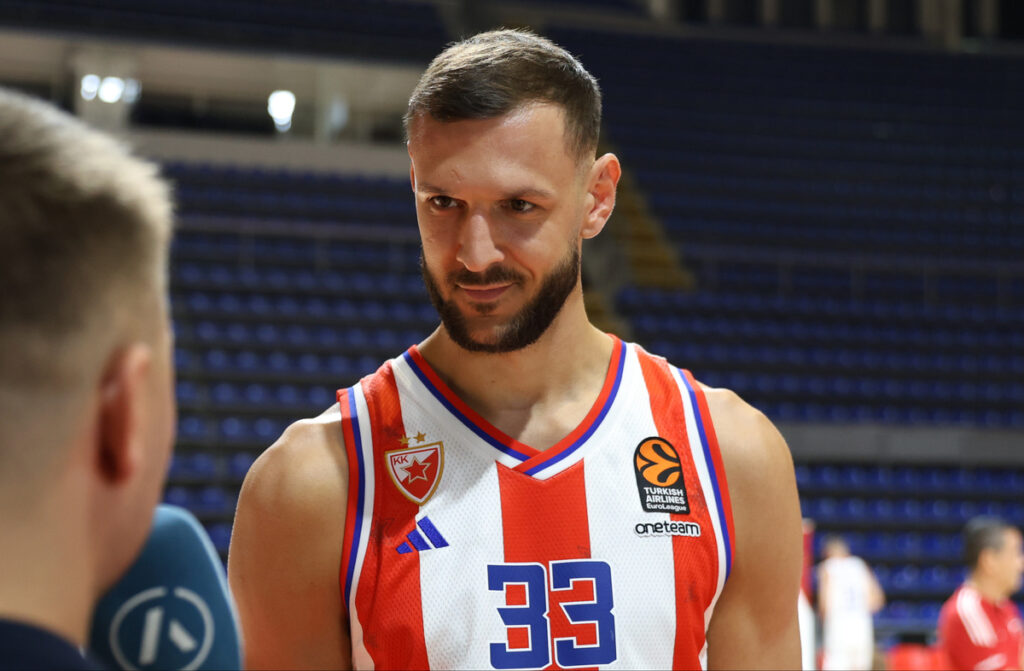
[581,153,621,239]
[96,343,153,484]
[409,161,416,193]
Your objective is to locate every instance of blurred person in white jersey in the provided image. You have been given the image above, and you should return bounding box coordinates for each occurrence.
[817,534,885,670]
[0,87,176,669]
[938,517,1024,670]
[229,28,803,670]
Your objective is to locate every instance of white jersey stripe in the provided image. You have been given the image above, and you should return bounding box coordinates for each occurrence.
[348,384,376,671]
[957,587,997,647]
[672,369,727,671]
[974,653,1008,671]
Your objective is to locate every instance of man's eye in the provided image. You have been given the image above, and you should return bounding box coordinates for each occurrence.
[508,199,535,213]
[429,196,457,209]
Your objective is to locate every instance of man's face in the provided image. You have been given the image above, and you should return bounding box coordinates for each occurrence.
[408,103,588,352]
[990,527,1024,597]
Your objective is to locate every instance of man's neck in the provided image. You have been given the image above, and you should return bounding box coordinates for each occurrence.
[418,297,615,448]
[968,574,1007,604]
[0,499,96,647]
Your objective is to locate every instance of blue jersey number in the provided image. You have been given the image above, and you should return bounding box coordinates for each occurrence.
[488,560,617,669]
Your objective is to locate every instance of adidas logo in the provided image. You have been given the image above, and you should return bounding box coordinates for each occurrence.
[396,516,449,554]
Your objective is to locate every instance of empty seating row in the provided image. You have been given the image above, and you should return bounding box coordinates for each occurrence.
[814,531,968,563]
[636,318,1022,353]
[802,497,1024,528]
[0,0,447,62]
[178,414,292,445]
[163,484,236,517]
[175,347,385,380]
[173,238,419,268]
[177,320,424,352]
[169,450,257,482]
[873,565,967,596]
[764,402,1022,427]
[617,289,1024,326]
[177,380,337,410]
[174,291,433,322]
[177,188,411,222]
[165,162,410,198]
[633,166,1018,206]
[797,464,1024,495]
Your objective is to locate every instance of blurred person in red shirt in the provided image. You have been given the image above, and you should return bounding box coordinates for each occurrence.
[938,517,1024,670]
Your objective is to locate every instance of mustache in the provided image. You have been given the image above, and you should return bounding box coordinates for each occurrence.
[447,265,525,287]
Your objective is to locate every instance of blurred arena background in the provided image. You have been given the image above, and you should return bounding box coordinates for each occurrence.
[0,0,1021,667]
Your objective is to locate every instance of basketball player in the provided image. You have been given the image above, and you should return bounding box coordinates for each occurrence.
[817,534,885,670]
[229,29,803,669]
[938,517,1024,670]
[0,88,176,668]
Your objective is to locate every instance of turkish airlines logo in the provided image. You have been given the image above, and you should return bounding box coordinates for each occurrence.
[385,435,444,505]
[107,586,213,670]
[633,436,690,514]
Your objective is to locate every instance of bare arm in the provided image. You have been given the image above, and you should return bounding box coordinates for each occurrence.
[704,388,803,670]
[227,406,351,670]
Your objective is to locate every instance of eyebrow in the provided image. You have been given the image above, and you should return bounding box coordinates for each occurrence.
[415,183,556,201]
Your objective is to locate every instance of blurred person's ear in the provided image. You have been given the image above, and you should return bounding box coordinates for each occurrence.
[96,343,154,483]
[976,545,998,576]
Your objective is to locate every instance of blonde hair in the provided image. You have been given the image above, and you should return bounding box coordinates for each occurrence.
[0,87,173,476]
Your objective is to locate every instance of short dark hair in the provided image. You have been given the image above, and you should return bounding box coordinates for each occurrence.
[404,28,602,162]
[964,516,1013,570]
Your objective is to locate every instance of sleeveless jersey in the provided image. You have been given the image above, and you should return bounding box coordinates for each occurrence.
[337,337,735,670]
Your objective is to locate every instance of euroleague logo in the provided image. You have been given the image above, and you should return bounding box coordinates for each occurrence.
[635,437,682,487]
[633,436,690,514]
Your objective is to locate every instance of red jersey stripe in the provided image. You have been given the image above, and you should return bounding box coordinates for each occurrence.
[636,351,719,669]
[353,363,431,670]
[681,369,736,572]
[498,461,593,670]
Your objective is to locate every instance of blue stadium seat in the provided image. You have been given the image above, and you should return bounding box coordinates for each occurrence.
[194,486,235,516]
[205,523,232,554]
[228,452,257,479]
[163,486,193,509]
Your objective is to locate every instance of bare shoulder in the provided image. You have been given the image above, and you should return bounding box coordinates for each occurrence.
[228,403,352,669]
[697,383,791,481]
[239,403,348,511]
[699,383,803,669]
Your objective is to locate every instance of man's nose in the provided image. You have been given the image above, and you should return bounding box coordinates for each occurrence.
[456,211,504,272]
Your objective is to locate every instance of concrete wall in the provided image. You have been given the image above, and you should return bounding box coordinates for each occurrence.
[781,423,1024,466]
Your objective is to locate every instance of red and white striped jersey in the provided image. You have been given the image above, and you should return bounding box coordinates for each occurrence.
[337,337,735,670]
[939,583,1024,671]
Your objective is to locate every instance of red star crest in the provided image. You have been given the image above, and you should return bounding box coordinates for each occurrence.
[384,438,444,505]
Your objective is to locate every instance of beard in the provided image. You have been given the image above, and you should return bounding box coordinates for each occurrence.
[421,244,580,354]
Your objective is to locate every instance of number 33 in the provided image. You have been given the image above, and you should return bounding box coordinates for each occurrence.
[488,560,617,669]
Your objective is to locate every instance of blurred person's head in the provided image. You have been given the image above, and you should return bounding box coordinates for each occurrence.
[964,516,1024,599]
[0,87,176,633]
[405,29,620,352]
[822,534,850,560]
